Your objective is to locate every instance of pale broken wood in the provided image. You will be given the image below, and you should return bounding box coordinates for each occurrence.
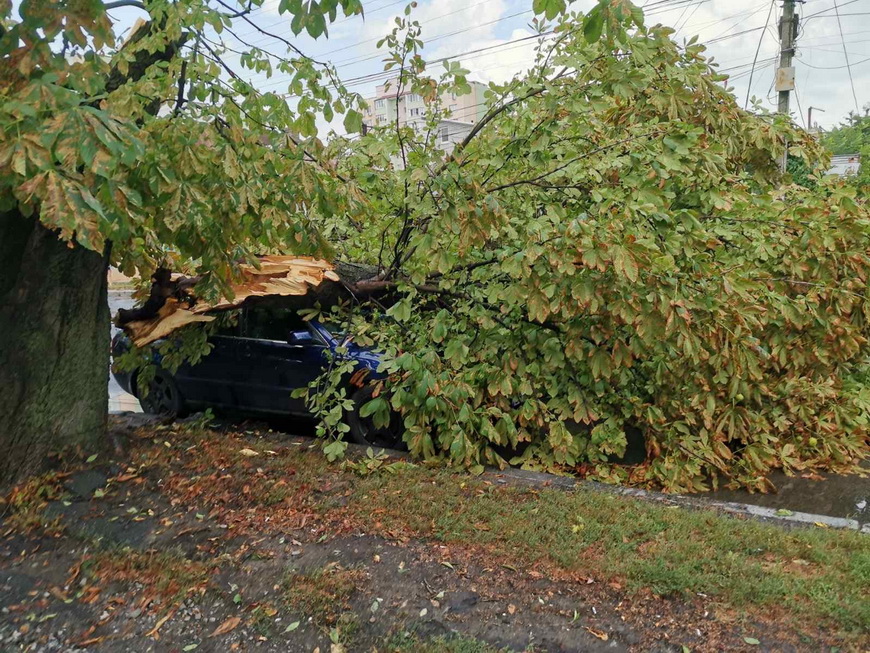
[125,298,215,348]
[121,256,339,347]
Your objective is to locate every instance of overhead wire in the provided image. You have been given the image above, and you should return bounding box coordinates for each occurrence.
[230,0,407,42]
[833,0,861,112]
[798,54,870,69]
[252,8,537,91]
[743,0,776,108]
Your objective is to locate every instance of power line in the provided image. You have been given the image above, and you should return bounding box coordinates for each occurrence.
[266,30,551,94]
[331,9,532,67]
[678,5,769,35]
[230,0,405,42]
[254,8,536,91]
[674,0,704,32]
[304,0,500,60]
[833,0,861,113]
[709,2,774,41]
[793,83,806,128]
[800,45,870,58]
[744,0,776,109]
[798,54,870,69]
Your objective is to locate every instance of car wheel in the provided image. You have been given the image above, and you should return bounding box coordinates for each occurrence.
[138,369,185,416]
[346,386,405,450]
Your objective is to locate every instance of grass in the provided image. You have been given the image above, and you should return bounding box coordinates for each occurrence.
[281,562,365,625]
[84,548,212,609]
[387,632,511,652]
[347,468,870,635]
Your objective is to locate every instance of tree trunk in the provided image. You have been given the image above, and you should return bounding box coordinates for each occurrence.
[0,211,110,487]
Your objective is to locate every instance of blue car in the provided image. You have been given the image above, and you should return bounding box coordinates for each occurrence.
[111,304,403,448]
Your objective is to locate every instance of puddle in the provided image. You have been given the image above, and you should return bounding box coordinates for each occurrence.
[704,468,869,523]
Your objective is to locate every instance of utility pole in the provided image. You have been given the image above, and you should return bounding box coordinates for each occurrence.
[775,0,799,171]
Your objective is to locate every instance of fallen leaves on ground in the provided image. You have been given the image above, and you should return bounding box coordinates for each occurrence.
[209,616,241,637]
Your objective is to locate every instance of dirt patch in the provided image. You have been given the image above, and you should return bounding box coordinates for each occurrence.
[0,418,866,651]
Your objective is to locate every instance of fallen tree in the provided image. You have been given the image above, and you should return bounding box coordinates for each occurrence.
[306,7,870,491]
[3,0,868,491]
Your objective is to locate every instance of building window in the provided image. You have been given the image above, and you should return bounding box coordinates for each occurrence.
[448,103,457,114]
[409,93,422,102]
[440,127,449,143]
[409,107,421,117]
[375,99,385,109]
[450,92,457,100]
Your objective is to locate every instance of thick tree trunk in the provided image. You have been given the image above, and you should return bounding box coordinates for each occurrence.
[0,212,110,487]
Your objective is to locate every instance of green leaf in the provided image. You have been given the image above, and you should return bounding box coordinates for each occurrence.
[86,454,98,463]
[284,621,301,632]
[743,637,760,646]
[323,439,348,462]
[533,0,566,20]
[387,298,412,322]
[583,7,605,43]
[344,109,363,133]
[359,397,387,418]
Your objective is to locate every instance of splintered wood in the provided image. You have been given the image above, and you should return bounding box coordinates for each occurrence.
[121,256,339,347]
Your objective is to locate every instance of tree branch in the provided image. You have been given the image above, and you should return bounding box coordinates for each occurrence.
[485,130,665,193]
[104,0,146,10]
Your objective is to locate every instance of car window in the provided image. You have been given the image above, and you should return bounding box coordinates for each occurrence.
[243,306,307,341]
[212,312,240,337]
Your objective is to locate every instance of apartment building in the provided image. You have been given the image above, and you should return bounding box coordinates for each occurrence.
[362,78,489,153]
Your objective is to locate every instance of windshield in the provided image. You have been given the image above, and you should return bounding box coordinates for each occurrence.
[308,321,347,346]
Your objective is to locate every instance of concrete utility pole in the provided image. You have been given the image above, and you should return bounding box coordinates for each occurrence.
[775,0,799,170]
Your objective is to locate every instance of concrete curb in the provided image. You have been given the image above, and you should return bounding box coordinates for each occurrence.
[484,466,868,533]
[340,441,867,533]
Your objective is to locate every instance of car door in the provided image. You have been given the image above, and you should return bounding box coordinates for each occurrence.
[232,306,330,415]
[173,315,246,409]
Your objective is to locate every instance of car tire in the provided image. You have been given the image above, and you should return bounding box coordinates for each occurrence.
[137,369,186,416]
[346,386,405,450]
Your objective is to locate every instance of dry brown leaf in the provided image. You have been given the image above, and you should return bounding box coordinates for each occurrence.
[210,616,241,637]
[238,449,259,457]
[49,586,68,602]
[75,636,106,647]
[584,626,609,641]
[146,606,178,639]
[507,604,516,615]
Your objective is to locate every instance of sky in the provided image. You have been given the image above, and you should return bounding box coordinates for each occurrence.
[109,0,870,132]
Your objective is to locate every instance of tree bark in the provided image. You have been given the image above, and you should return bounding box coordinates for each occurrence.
[0,212,110,487]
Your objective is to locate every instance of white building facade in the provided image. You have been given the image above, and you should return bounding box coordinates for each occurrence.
[362,78,488,154]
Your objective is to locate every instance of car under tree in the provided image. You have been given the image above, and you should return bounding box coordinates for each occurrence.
[112,303,405,450]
